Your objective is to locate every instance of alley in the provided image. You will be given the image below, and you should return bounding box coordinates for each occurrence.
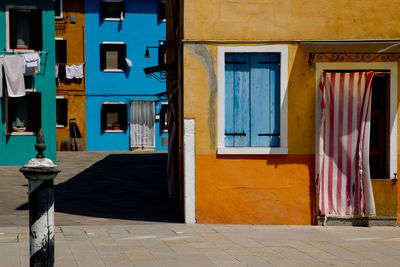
[0,151,179,226]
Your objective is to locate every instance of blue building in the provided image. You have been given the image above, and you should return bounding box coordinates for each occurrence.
[85,0,167,151]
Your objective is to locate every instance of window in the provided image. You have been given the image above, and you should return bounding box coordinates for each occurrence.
[160,102,168,132]
[55,39,67,64]
[101,103,127,132]
[56,98,68,127]
[100,43,127,71]
[158,0,166,23]
[55,0,63,19]
[217,45,288,154]
[9,8,42,51]
[101,0,125,20]
[6,92,41,135]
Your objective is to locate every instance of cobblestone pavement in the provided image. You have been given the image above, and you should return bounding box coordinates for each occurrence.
[1,152,400,266]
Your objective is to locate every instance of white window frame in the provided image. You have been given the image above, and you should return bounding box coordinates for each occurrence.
[101,41,126,72]
[55,0,63,20]
[217,45,288,155]
[5,5,37,52]
[315,62,398,179]
[102,0,124,21]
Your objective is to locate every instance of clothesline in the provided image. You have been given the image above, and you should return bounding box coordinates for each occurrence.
[0,50,48,55]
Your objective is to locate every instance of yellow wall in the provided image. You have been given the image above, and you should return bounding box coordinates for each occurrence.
[184,0,400,41]
[181,0,400,224]
[55,0,86,150]
[183,43,400,224]
[184,44,318,224]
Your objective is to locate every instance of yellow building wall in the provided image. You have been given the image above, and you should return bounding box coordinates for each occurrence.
[184,0,400,41]
[181,0,400,224]
[55,0,86,150]
[183,43,400,224]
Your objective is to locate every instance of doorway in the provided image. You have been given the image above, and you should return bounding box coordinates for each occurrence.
[130,100,155,149]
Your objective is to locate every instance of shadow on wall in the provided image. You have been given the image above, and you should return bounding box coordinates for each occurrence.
[17,153,180,223]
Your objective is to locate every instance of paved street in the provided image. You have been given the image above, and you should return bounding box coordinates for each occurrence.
[0,152,400,266]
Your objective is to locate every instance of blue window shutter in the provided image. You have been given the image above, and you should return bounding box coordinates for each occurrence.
[224,53,235,147]
[224,53,250,147]
[250,53,280,147]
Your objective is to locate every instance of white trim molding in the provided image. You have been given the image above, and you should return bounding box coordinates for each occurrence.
[217,45,289,155]
[315,62,398,180]
[184,118,196,223]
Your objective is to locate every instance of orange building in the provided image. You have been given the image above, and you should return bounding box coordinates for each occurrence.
[167,0,400,225]
[55,0,86,151]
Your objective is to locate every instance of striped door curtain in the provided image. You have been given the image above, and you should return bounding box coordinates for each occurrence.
[318,71,376,217]
[130,101,155,148]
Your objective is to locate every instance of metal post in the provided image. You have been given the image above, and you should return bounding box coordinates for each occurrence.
[20,129,60,267]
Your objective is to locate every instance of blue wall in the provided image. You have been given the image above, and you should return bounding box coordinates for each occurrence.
[0,1,56,166]
[85,0,167,151]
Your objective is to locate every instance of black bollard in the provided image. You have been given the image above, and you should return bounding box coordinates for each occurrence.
[20,129,60,267]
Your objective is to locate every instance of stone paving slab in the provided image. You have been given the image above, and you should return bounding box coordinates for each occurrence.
[0,224,399,266]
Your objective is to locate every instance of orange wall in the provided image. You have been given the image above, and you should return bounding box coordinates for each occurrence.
[184,44,319,224]
[181,0,400,225]
[55,0,86,150]
[183,43,400,224]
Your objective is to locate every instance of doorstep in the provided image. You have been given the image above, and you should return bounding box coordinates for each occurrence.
[317,216,397,226]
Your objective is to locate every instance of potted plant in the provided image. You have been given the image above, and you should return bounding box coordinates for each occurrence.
[13,118,26,132]
[60,138,72,151]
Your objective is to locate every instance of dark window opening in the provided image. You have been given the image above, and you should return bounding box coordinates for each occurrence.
[158,0,166,22]
[370,74,390,179]
[9,9,42,51]
[56,39,67,64]
[7,92,41,134]
[55,0,63,18]
[101,103,127,131]
[101,1,125,20]
[56,98,68,127]
[100,43,127,70]
[160,103,168,132]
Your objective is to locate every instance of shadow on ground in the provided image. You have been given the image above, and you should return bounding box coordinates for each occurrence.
[17,153,180,223]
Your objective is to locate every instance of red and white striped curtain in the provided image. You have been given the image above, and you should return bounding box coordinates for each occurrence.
[318,71,376,216]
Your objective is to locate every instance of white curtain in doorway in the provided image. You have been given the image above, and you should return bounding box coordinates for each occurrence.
[130,101,155,147]
[318,71,375,217]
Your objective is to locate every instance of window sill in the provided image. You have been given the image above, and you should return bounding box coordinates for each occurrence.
[55,16,63,20]
[103,69,124,73]
[7,132,36,136]
[56,125,65,128]
[103,18,124,22]
[104,130,124,133]
[7,49,36,53]
[217,147,288,155]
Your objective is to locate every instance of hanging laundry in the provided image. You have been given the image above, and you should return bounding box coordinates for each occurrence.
[55,64,60,86]
[65,64,84,79]
[0,58,3,98]
[65,65,74,79]
[73,64,84,79]
[3,55,25,97]
[24,52,40,75]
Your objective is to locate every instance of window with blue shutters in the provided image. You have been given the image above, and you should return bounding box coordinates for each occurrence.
[224,52,280,147]
[218,46,288,154]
